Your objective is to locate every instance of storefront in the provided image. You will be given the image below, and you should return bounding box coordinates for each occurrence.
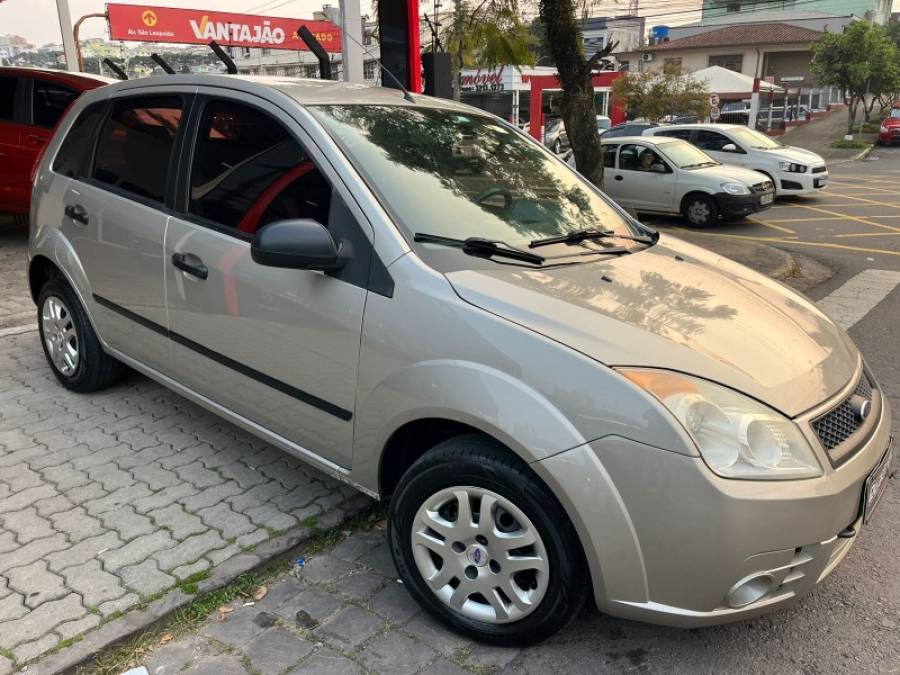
[459,65,615,127]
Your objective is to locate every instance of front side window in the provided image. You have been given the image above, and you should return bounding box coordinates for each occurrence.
[619,144,666,172]
[189,100,330,234]
[0,77,18,121]
[32,80,79,128]
[695,130,733,152]
[92,96,183,202]
[309,105,641,252]
[52,101,106,178]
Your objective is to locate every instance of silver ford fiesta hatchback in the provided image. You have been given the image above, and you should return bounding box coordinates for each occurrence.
[28,75,893,645]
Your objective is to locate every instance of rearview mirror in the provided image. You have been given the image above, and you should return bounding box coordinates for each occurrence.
[721,143,738,152]
[251,219,348,272]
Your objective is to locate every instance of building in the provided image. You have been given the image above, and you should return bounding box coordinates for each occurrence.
[0,34,33,61]
[582,16,646,67]
[701,0,891,23]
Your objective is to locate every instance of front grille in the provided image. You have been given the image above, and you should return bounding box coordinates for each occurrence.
[752,181,774,193]
[811,373,874,451]
[811,166,827,174]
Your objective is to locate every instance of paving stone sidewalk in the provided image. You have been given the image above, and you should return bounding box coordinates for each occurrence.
[134,528,522,675]
[0,329,370,672]
[0,222,34,331]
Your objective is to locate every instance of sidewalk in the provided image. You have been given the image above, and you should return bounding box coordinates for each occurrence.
[781,107,874,163]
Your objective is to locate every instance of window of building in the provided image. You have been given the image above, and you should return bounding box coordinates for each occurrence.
[663,57,682,74]
[0,76,18,121]
[32,80,78,128]
[726,2,740,11]
[618,60,630,72]
[364,60,377,81]
[708,54,743,72]
[52,102,105,178]
[241,47,251,58]
[92,96,183,203]
[188,100,331,234]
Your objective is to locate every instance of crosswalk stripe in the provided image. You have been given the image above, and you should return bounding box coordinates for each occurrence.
[816,269,900,330]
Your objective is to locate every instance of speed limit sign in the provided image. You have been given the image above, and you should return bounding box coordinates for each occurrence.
[710,106,721,121]
[709,93,720,107]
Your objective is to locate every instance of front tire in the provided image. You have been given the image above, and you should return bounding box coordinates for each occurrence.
[37,278,125,392]
[388,435,589,646]
[682,194,718,227]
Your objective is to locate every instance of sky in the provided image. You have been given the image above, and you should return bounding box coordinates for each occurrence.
[0,0,376,46]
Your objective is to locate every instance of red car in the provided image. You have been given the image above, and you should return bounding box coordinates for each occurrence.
[877,104,900,146]
[0,68,112,216]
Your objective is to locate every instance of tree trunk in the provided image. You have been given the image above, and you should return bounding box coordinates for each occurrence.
[847,95,859,135]
[538,0,604,186]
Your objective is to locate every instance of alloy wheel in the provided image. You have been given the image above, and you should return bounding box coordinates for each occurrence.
[410,486,549,624]
[41,295,80,376]
[688,200,711,224]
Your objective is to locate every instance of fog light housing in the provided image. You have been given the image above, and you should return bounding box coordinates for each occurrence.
[726,573,775,608]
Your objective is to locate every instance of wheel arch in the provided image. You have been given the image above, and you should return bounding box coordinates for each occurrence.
[28,254,62,305]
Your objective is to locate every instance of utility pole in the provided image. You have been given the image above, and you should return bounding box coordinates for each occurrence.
[339,0,364,83]
[55,0,79,72]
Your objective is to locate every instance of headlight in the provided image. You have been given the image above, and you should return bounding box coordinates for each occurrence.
[619,369,822,480]
[720,182,750,195]
[778,161,807,173]
[881,126,889,133]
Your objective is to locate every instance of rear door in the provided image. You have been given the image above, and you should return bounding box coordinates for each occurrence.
[63,92,190,373]
[0,75,29,213]
[163,92,374,467]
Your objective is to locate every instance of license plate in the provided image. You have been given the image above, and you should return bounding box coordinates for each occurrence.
[760,193,773,205]
[863,444,893,524]
[815,178,827,188]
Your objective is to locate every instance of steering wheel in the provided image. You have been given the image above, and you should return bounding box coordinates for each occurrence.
[473,187,513,209]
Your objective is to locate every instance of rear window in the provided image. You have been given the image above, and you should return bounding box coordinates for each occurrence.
[0,77,17,121]
[52,102,105,178]
[92,96,183,203]
[32,80,79,128]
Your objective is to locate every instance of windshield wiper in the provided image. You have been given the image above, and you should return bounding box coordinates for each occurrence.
[413,233,545,265]
[529,229,654,249]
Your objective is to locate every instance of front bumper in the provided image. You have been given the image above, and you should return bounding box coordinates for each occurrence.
[778,169,828,195]
[879,129,900,144]
[535,385,893,628]
[713,191,773,219]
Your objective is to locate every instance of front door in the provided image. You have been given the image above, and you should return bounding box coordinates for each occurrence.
[64,93,188,373]
[610,143,676,213]
[164,95,372,468]
[695,129,746,167]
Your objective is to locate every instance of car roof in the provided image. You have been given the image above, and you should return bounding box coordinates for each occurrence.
[81,73,476,111]
[0,66,116,89]
[601,135,676,145]
[653,123,744,132]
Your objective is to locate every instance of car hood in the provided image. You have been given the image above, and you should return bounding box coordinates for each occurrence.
[445,235,858,417]
[882,117,900,127]
[697,164,769,185]
[763,145,826,166]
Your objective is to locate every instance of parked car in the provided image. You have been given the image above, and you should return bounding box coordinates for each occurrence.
[555,115,613,152]
[601,121,660,139]
[544,117,567,153]
[30,75,892,646]
[647,123,828,196]
[876,105,900,145]
[0,67,112,216]
[589,136,774,226]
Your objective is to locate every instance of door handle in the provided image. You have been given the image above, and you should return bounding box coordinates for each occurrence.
[26,134,47,146]
[614,175,623,181]
[64,203,89,225]
[172,252,208,280]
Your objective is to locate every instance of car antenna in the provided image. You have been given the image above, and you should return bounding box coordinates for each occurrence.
[208,41,238,74]
[339,24,415,103]
[150,53,176,74]
[102,58,128,80]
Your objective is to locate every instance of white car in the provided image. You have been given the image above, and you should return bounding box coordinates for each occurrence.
[646,124,828,196]
[578,136,775,226]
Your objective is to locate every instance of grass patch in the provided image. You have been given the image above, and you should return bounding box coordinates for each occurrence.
[830,139,871,149]
[175,569,212,595]
[301,515,319,529]
[89,502,386,675]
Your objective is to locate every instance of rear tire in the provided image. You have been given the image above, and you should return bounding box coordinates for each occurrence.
[37,278,125,392]
[388,434,590,646]
[682,194,718,227]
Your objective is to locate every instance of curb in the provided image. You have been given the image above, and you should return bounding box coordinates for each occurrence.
[29,493,375,675]
[829,143,875,165]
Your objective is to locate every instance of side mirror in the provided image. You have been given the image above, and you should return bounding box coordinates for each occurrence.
[251,219,348,272]
[721,143,738,152]
[651,163,667,173]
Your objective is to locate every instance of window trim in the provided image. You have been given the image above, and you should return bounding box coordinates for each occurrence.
[86,93,192,211]
[50,99,109,180]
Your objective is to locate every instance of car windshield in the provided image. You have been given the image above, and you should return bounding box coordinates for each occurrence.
[657,140,718,168]
[310,105,642,251]
[890,109,900,119]
[729,127,781,150]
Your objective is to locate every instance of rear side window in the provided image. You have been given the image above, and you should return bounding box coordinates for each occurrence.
[602,144,617,168]
[52,102,105,178]
[92,96,183,203]
[189,99,331,234]
[0,77,18,121]
[32,80,79,128]
[657,129,692,141]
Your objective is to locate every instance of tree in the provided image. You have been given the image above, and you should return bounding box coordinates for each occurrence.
[811,21,900,134]
[536,0,616,187]
[611,70,710,123]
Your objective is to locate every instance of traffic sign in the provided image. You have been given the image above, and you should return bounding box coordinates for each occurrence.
[709,106,721,121]
[708,93,720,107]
